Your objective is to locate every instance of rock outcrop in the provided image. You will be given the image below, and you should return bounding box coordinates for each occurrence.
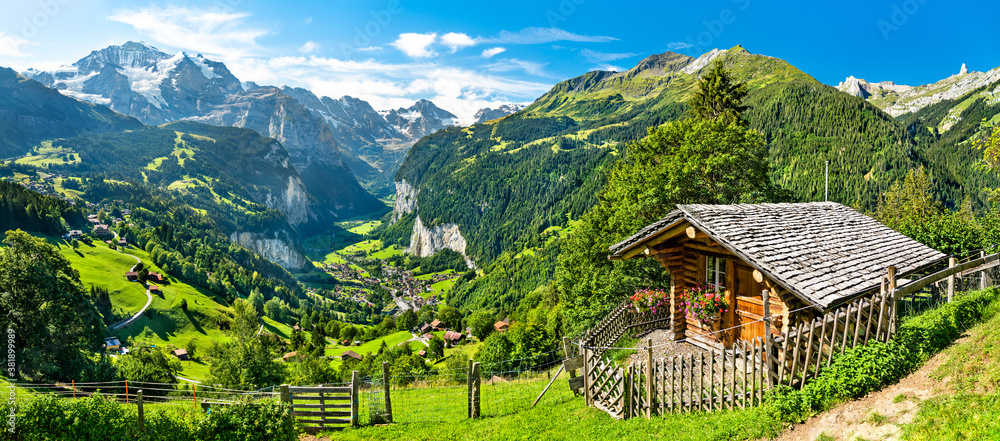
[391,180,418,223]
[407,216,476,270]
[230,232,309,270]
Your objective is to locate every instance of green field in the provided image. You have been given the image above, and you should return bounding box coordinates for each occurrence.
[324,330,414,361]
[15,141,79,167]
[49,236,149,316]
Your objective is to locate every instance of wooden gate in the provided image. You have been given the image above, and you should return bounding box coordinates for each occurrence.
[280,378,357,433]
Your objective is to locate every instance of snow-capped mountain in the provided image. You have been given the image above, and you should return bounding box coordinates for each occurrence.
[381,99,459,140]
[472,104,527,123]
[24,41,241,124]
[22,41,462,197]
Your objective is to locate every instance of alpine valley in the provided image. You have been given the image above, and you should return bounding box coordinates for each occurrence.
[2,40,1000,392]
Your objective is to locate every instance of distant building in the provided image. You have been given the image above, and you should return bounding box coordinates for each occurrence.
[172,349,189,360]
[418,323,432,334]
[68,230,83,239]
[340,350,362,362]
[282,351,301,362]
[147,272,162,283]
[125,271,138,281]
[93,224,110,236]
[104,337,121,351]
[149,285,160,294]
[443,330,465,345]
[430,319,444,330]
[494,321,510,333]
[418,350,427,357]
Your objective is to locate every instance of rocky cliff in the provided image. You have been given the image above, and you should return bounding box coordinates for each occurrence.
[230,232,310,270]
[836,64,1000,117]
[391,179,418,223]
[407,215,476,269]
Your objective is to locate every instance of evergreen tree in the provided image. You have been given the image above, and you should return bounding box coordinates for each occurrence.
[687,59,748,125]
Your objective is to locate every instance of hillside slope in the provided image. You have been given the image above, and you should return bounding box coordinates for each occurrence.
[0,68,142,158]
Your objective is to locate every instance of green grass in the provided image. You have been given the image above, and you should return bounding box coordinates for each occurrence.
[334,371,783,440]
[341,220,381,235]
[370,244,404,259]
[324,330,413,360]
[901,300,1000,439]
[49,236,150,316]
[261,316,294,340]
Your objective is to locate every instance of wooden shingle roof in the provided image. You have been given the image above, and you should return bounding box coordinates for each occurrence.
[609,202,946,310]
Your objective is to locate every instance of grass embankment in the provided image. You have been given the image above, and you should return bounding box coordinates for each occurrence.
[901,293,1000,439]
[46,234,235,382]
[337,288,1000,441]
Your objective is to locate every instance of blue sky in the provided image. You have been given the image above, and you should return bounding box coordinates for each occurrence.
[1,0,997,122]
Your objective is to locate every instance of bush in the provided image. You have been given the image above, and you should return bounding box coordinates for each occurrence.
[7,394,294,441]
[197,398,297,441]
[765,287,1000,422]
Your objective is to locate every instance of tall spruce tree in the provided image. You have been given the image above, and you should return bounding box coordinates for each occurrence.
[687,59,749,125]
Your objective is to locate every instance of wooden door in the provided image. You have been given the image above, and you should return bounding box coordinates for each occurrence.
[733,264,766,343]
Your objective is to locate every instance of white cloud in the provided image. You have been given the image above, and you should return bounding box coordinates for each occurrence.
[580,49,637,63]
[441,32,476,53]
[298,41,320,53]
[484,58,549,77]
[107,6,268,57]
[358,46,383,52]
[223,55,552,125]
[391,32,438,58]
[591,64,625,72]
[481,47,506,58]
[303,17,313,25]
[0,32,28,57]
[667,42,693,50]
[482,27,616,44]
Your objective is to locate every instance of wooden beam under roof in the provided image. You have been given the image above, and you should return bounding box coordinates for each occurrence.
[615,220,692,260]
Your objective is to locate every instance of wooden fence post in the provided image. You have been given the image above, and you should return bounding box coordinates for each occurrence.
[137,390,145,432]
[351,371,359,428]
[467,359,474,418]
[583,346,592,406]
[888,266,898,338]
[472,362,481,418]
[982,251,988,290]
[192,383,198,409]
[762,290,773,390]
[125,379,129,405]
[382,362,393,423]
[646,338,653,419]
[72,380,75,399]
[948,257,957,303]
[624,365,633,420]
[280,384,290,404]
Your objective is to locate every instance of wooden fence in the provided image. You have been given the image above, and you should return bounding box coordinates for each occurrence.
[281,375,358,433]
[573,252,1000,419]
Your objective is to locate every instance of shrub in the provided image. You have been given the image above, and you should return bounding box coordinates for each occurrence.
[197,398,296,441]
[765,287,1000,422]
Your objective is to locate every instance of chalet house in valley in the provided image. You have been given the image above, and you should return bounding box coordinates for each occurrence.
[443,330,465,346]
[173,349,189,360]
[430,319,444,331]
[494,321,509,333]
[608,202,944,349]
[340,350,362,362]
[147,272,163,283]
[125,271,138,281]
[418,323,432,334]
[93,224,110,236]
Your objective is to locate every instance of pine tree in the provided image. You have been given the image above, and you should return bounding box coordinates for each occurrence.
[687,59,748,125]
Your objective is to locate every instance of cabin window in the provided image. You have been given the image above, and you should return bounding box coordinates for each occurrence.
[706,256,727,290]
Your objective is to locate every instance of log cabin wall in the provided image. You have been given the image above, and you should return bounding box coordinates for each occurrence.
[653,236,798,348]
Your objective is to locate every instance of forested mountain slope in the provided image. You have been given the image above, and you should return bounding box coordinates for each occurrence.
[387,46,996,314]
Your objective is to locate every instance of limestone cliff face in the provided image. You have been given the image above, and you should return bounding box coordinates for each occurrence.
[229,232,309,270]
[391,179,418,223]
[407,215,476,269]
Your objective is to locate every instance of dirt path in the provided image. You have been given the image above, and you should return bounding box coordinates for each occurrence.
[774,336,964,441]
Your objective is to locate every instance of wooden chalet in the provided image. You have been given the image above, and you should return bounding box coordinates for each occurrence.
[418,323,432,334]
[93,224,110,236]
[443,330,465,345]
[608,202,944,349]
[147,272,163,283]
[149,285,160,294]
[282,351,302,362]
[340,350,362,361]
[430,319,444,330]
[494,321,509,333]
[173,349,189,360]
[125,271,138,281]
